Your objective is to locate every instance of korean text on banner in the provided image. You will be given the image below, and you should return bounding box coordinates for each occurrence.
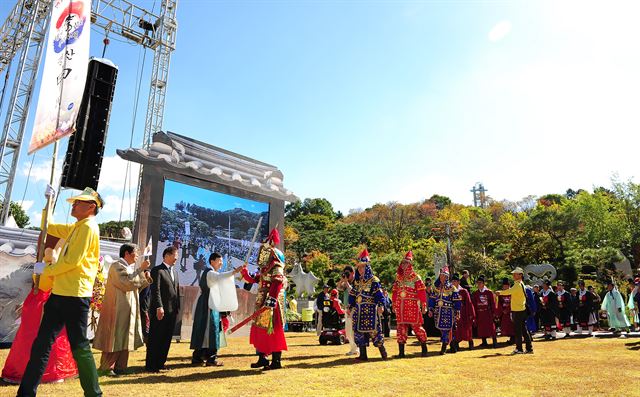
[28,0,91,154]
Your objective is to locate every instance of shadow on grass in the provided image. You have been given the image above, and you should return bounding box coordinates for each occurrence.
[627,345,640,351]
[285,354,339,362]
[99,368,264,385]
[285,357,367,369]
[478,353,508,358]
[625,341,640,346]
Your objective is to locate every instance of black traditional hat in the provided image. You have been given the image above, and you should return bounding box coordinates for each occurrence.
[452,273,460,281]
[477,275,486,283]
[501,278,510,286]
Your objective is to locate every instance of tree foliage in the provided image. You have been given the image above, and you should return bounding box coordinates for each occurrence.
[284,183,640,293]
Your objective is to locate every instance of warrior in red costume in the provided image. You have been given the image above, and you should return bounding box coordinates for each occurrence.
[392,251,428,358]
[241,228,287,370]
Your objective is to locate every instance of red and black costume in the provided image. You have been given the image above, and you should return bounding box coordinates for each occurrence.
[539,281,559,339]
[496,278,515,340]
[471,275,498,347]
[555,284,573,332]
[241,228,287,370]
[392,251,428,357]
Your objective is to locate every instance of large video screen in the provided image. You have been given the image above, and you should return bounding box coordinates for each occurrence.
[156,179,270,287]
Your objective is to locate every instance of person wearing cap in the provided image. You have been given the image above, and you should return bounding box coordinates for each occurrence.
[574,280,596,335]
[18,187,104,397]
[451,273,475,352]
[555,281,573,335]
[539,280,559,340]
[348,249,388,361]
[601,280,630,333]
[471,275,498,348]
[428,266,461,355]
[391,251,428,357]
[626,278,639,331]
[315,284,331,336]
[496,278,515,344]
[495,267,533,354]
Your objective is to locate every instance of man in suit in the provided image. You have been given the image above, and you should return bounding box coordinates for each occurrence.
[145,246,180,372]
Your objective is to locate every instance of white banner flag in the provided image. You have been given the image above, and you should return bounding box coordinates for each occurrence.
[28,0,91,154]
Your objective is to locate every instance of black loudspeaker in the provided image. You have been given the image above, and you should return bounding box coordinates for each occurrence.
[61,58,118,191]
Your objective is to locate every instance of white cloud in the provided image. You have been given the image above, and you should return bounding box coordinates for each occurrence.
[97,155,140,194]
[18,200,34,212]
[29,210,42,228]
[488,20,512,42]
[23,158,62,185]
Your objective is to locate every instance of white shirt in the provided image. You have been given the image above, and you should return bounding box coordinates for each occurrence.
[163,262,174,282]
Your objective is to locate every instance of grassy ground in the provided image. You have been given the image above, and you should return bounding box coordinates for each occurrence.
[1,333,640,397]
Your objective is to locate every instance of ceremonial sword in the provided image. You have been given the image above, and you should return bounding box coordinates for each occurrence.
[227,216,263,334]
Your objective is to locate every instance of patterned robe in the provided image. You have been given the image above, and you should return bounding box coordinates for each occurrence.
[428,279,461,343]
[348,264,385,347]
[241,245,288,355]
[496,294,515,337]
[392,264,427,344]
[472,288,496,338]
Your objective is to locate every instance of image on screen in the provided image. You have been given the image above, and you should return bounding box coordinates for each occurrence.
[156,179,270,287]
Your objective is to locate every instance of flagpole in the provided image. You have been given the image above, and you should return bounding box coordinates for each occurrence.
[34,140,58,294]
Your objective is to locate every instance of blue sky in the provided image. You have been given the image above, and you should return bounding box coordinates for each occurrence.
[163,179,269,214]
[1,0,639,226]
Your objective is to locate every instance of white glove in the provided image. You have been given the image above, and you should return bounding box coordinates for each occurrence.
[33,262,46,275]
[44,184,56,199]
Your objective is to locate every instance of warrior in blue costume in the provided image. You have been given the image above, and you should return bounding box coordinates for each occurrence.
[348,249,388,361]
[428,266,461,355]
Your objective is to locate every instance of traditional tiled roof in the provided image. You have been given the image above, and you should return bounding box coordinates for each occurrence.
[0,225,121,258]
[116,131,298,202]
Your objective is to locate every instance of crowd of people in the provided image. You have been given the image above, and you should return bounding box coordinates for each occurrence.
[323,252,640,359]
[2,185,640,396]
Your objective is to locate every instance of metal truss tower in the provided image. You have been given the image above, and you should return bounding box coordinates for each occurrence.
[0,0,178,225]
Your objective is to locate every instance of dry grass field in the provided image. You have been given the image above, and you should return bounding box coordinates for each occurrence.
[1,333,640,397]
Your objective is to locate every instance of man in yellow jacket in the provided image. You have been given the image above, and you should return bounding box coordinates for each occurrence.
[495,267,534,355]
[18,187,104,397]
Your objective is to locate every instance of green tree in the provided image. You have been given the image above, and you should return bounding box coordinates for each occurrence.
[428,194,452,210]
[0,201,31,228]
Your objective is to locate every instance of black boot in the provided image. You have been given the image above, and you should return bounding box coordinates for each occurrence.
[449,341,458,353]
[492,336,498,348]
[469,340,474,350]
[440,342,447,355]
[395,343,405,358]
[264,352,282,370]
[251,353,269,369]
[421,343,428,357]
[355,346,368,361]
[480,338,488,347]
[378,345,388,360]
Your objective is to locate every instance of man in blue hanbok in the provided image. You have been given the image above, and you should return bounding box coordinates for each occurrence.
[428,266,461,355]
[348,249,388,361]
